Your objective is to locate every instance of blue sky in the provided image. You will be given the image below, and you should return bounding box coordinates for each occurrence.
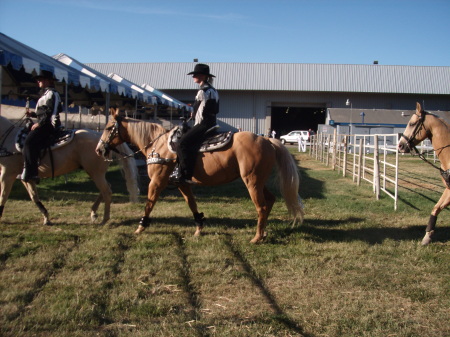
[1,0,449,66]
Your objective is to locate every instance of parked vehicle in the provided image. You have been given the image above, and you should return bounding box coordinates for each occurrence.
[280,130,309,145]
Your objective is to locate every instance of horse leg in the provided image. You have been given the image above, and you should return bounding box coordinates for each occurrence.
[263,186,276,220]
[422,188,450,245]
[90,194,103,223]
[0,173,17,220]
[178,184,205,236]
[90,176,111,225]
[21,181,51,226]
[246,183,271,244]
[135,178,166,234]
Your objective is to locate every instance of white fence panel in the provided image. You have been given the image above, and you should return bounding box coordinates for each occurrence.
[309,132,400,209]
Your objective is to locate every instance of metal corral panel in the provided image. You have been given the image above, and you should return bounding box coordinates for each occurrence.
[87,62,450,95]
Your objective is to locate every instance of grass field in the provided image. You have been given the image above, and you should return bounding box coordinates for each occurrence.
[0,151,449,336]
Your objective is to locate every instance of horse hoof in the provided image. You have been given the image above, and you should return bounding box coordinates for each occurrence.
[134,225,146,234]
[421,230,434,246]
[194,226,203,237]
[91,213,98,223]
[250,236,263,244]
[43,220,52,226]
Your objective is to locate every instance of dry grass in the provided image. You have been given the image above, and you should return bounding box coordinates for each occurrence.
[0,155,449,337]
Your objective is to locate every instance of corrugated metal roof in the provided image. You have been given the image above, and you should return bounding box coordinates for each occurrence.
[86,62,450,95]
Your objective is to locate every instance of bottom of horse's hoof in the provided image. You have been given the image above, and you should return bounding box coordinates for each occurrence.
[134,225,146,234]
[421,230,434,246]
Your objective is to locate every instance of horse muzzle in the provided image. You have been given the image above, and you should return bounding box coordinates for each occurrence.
[398,139,412,153]
[95,140,110,158]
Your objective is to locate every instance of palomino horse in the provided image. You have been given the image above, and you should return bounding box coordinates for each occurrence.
[0,115,139,226]
[398,102,450,245]
[96,109,304,243]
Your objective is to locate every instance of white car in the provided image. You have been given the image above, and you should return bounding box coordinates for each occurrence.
[279,130,309,145]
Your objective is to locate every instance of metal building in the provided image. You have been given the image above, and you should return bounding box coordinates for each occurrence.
[87,62,450,136]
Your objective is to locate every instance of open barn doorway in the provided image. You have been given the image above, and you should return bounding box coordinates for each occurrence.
[271,106,326,137]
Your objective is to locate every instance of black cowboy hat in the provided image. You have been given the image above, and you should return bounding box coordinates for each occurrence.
[33,69,55,80]
[187,63,215,77]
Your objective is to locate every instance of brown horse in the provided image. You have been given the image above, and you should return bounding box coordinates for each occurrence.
[0,115,139,226]
[398,102,450,245]
[96,109,304,243]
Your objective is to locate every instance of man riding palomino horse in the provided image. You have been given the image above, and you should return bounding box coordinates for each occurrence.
[20,70,62,183]
[174,63,219,184]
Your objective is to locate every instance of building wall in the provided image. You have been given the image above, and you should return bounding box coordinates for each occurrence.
[164,89,450,134]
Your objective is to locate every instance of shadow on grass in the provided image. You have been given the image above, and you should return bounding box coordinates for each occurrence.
[290,221,449,245]
[104,213,450,246]
[222,233,313,337]
[298,166,326,200]
[7,168,132,202]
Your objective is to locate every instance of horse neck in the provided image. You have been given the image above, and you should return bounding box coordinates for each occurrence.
[124,119,168,153]
[426,115,450,167]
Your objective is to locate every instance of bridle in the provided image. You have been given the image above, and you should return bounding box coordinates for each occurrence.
[98,116,128,158]
[400,111,450,185]
[400,111,428,153]
[99,115,171,160]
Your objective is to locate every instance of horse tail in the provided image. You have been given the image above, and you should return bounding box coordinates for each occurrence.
[114,143,140,203]
[269,138,304,226]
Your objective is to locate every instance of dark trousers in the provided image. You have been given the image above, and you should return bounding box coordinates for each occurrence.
[176,123,210,179]
[22,124,53,178]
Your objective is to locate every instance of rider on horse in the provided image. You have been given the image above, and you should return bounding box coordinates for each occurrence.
[20,70,62,183]
[175,64,219,184]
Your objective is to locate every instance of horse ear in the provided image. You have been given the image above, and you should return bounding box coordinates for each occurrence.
[109,107,120,120]
[416,102,423,114]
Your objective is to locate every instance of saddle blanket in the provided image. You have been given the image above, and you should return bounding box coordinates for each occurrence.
[15,127,75,153]
[167,126,233,154]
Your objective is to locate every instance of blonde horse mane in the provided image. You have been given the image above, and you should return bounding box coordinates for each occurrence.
[124,118,168,147]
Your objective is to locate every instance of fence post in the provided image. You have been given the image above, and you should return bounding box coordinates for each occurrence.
[343,135,348,177]
[352,135,357,182]
[373,135,380,199]
[316,133,320,161]
[332,129,337,170]
[357,138,363,186]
